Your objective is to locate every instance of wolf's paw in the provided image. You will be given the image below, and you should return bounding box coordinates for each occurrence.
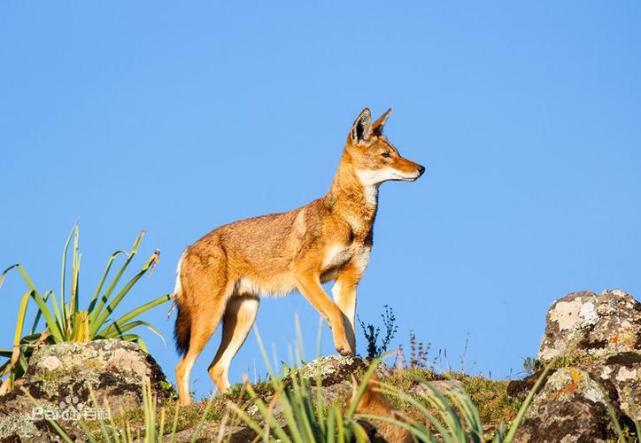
[338,347,354,357]
[335,340,355,356]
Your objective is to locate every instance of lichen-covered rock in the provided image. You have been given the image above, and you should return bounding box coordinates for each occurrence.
[515,368,616,442]
[508,289,641,440]
[287,355,369,386]
[278,355,374,405]
[538,289,641,362]
[0,340,173,442]
[163,423,257,443]
[591,352,641,423]
[409,379,464,397]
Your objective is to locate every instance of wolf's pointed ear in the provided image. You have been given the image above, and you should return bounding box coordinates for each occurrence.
[350,108,372,144]
[372,108,392,136]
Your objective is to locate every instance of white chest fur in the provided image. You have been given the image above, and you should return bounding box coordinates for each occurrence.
[322,243,371,272]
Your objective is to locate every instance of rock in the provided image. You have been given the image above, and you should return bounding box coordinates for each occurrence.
[510,289,641,441]
[409,379,464,397]
[507,370,553,401]
[287,355,369,386]
[538,289,641,362]
[243,355,415,440]
[281,355,381,405]
[515,368,617,442]
[0,339,173,442]
[591,353,641,422]
[164,423,257,443]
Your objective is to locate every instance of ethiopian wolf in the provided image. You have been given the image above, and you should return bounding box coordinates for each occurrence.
[173,108,425,405]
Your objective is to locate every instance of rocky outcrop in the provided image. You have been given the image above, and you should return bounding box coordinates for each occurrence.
[538,289,641,362]
[0,340,173,442]
[515,368,616,442]
[514,289,641,441]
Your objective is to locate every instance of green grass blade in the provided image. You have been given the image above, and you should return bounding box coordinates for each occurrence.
[85,376,114,442]
[100,319,160,339]
[119,334,148,351]
[158,408,165,437]
[30,290,48,335]
[0,361,11,378]
[76,422,99,443]
[504,363,552,443]
[244,382,292,443]
[605,402,626,442]
[21,387,75,443]
[378,382,449,438]
[189,393,217,443]
[355,413,435,442]
[326,408,336,443]
[294,313,305,365]
[351,421,370,443]
[143,381,155,441]
[90,249,159,336]
[288,378,316,442]
[422,384,465,441]
[59,225,75,335]
[5,289,32,373]
[336,411,345,443]
[29,290,64,342]
[88,231,145,326]
[17,348,29,374]
[96,293,171,338]
[169,401,180,443]
[274,392,304,443]
[88,250,126,314]
[1,264,38,293]
[31,289,63,336]
[252,325,278,387]
[71,225,80,315]
[345,358,381,419]
[226,401,266,438]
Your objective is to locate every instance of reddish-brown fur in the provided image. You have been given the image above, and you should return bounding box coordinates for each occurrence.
[174,108,425,405]
[351,373,414,443]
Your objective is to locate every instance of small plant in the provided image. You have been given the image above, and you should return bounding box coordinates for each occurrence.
[0,226,172,394]
[521,357,538,376]
[358,305,398,359]
[408,330,430,369]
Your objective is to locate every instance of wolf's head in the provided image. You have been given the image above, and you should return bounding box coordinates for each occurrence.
[345,108,425,186]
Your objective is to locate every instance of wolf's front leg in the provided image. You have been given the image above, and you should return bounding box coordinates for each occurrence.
[331,264,363,353]
[294,270,353,356]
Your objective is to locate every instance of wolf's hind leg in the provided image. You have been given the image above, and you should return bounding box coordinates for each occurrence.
[208,295,260,393]
[176,260,231,406]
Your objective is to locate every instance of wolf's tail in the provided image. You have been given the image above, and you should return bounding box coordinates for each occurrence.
[173,252,190,356]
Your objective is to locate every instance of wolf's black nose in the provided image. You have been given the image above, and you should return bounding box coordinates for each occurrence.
[417,165,426,176]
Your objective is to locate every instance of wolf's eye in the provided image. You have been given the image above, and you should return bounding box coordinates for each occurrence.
[381,152,391,158]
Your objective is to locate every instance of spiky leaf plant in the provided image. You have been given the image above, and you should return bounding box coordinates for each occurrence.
[0,225,171,394]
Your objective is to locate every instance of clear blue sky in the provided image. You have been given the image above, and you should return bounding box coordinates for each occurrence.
[2,2,640,397]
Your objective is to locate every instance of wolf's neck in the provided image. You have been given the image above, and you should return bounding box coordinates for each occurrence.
[324,154,378,235]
